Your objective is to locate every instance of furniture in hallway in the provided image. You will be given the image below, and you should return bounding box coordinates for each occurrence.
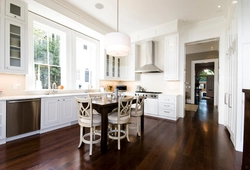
[242,89,250,169]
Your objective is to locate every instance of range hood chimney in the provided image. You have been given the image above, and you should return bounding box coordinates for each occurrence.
[135,41,162,73]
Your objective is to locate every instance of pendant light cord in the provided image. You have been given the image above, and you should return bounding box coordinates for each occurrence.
[117,0,119,32]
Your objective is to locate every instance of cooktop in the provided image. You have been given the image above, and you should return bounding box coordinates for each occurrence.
[135,91,162,94]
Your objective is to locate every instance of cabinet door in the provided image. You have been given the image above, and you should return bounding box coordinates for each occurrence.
[144,99,158,115]
[111,56,116,78]
[105,54,111,78]
[42,98,61,128]
[0,101,6,143]
[5,0,26,21]
[5,19,26,72]
[159,109,175,117]
[61,97,77,123]
[117,57,121,79]
[164,34,179,80]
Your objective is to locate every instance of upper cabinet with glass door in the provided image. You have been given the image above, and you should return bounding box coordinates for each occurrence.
[5,0,26,21]
[3,0,27,73]
[104,55,121,80]
[5,19,25,71]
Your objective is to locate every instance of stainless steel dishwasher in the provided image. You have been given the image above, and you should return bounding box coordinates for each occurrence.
[6,98,41,137]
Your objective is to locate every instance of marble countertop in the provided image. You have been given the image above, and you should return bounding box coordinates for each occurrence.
[0,92,112,101]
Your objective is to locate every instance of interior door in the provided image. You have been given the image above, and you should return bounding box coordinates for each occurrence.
[206,75,214,97]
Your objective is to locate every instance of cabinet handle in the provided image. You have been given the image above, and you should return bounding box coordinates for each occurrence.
[164,111,170,113]
[224,93,227,105]
[228,94,232,108]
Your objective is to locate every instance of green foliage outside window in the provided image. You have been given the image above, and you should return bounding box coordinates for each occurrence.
[198,69,214,82]
[34,26,61,89]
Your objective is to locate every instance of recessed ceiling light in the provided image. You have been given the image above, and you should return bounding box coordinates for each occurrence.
[95,3,104,9]
[218,5,221,8]
[232,1,237,4]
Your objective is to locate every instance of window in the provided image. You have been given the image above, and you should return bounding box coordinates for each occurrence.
[33,22,65,89]
[74,33,99,89]
[28,13,100,91]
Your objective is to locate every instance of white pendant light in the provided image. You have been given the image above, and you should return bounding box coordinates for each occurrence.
[104,0,131,57]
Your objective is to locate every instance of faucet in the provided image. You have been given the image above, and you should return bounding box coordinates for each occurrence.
[51,82,57,94]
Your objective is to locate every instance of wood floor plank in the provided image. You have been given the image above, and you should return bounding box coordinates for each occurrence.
[0,98,243,170]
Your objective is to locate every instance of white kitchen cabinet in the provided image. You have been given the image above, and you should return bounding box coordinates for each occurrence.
[5,0,26,21]
[224,11,238,146]
[158,94,179,121]
[120,43,139,81]
[103,54,121,80]
[0,101,6,144]
[61,97,77,123]
[0,0,27,74]
[164,34,179,80]
[41,96,77,133]
[5,19,26,72]
[102,44,139,81]
[144,98,158,115]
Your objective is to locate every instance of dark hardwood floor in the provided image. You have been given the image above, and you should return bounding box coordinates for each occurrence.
[0,99,243,170]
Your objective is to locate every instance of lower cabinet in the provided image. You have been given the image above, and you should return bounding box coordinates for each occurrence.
[144,98,158,115]
[158,95,179,121]
[41,96,77,133]
[0,101,6,144]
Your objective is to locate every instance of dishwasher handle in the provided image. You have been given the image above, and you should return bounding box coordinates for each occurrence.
[8,98,40,103]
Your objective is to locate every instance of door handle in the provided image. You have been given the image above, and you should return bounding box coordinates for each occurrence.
[224,93,227,105]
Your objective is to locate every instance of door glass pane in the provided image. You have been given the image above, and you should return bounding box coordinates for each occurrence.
[10,3,21,16]
[10,24,21,67]
[112,56,115,77]
[106,55,109,77]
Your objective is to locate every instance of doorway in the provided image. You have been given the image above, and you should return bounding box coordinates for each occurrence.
[185,39,219,107]
[191,59,218,106]
[194,65,215,104]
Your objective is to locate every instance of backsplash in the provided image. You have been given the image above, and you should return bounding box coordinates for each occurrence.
[0,73,26,96]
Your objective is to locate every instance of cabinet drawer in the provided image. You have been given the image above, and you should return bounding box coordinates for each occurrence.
[159,109,175,117]
[159,103,175,110]
[159,96,175,103]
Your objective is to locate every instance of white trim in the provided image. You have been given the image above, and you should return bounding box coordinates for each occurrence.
[191,58,219,106]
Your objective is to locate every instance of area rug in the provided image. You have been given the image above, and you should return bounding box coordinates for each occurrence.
[185,104,198,112]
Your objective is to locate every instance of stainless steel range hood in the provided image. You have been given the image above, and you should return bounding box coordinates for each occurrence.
[135,41,162,73]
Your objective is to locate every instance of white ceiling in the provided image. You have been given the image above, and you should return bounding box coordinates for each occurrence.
[62,0,230,34]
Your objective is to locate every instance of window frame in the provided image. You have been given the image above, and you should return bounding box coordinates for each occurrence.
[26,12,100,92]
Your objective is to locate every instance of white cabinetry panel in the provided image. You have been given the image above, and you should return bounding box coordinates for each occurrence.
[144,98,158,115]
[0,101,6,144]
[164,34,179,80]
[41,96,77,133]
[5,0,26,21]
[0,0,27,74]
[158,95,179,120]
